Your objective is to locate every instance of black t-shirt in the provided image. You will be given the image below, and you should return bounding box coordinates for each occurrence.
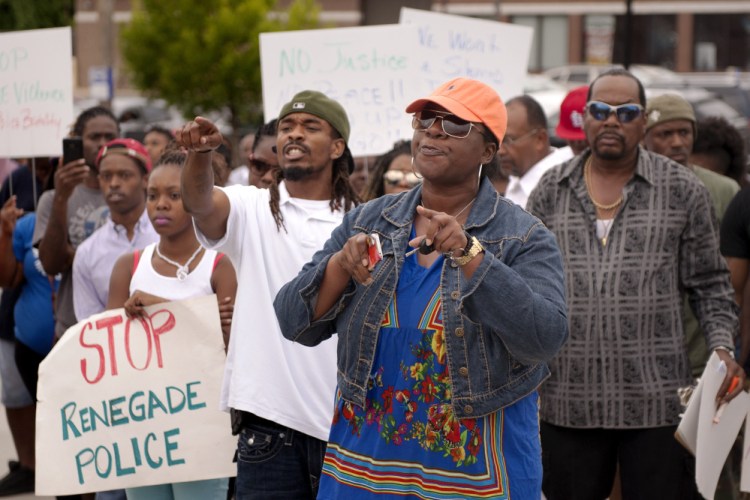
[0,167,45,212]
[721,187,750,259]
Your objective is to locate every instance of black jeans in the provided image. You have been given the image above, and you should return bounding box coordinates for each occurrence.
[233,411,326,500]
[541,422,701,500]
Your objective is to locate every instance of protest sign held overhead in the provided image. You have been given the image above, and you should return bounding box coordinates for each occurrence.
[0,27,74,157]
[260,24,423,157]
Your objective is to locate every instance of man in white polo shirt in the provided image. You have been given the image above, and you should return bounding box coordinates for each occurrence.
[176,91,360,499]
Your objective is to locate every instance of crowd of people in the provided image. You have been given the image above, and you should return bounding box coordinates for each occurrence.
[0,68,749,500]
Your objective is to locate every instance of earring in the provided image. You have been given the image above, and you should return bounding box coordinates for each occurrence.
[411,156,423,180]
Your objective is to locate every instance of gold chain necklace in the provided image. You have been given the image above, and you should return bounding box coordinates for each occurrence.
[584,156,623,211]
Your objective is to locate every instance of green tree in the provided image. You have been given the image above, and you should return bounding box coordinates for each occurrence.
[0,0,74,31]
[120,0,322,146]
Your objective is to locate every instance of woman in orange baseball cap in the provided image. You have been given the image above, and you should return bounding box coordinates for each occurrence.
[275,78,567,499]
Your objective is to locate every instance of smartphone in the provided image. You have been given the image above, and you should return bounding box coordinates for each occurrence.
[366,234,383,271]
[62,137,84,165]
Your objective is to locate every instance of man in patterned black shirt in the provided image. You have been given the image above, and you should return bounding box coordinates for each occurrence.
[528,68,744,500]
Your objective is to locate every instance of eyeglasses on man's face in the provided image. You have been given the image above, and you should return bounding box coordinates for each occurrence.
[411,110,480,139]
[501,128,539,147]
[383,170,421,188]
[586,101,644,123]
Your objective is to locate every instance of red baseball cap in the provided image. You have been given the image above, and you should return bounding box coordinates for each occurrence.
[405,77,507,144]
[555,85,589,141]
[96,138,152,173]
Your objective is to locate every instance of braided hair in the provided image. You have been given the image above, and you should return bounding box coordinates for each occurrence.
[268,129,360,231]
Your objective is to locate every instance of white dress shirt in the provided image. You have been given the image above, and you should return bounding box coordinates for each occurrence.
[505,146,574,209]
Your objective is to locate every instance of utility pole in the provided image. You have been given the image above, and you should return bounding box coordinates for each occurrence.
[623,0,633,69]
[100,0,115,107]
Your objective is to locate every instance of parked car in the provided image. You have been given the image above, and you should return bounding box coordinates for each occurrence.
[544,64,686,89]
[657,72,750,127]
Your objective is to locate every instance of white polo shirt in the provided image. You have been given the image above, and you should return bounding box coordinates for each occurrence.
[196,182,343,442]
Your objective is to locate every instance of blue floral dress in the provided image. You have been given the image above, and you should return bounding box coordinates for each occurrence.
[318,250,542,499]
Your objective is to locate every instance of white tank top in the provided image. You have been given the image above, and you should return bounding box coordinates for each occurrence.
[130,243,217,300]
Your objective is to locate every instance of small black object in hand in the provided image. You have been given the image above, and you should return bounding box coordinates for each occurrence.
[418,239,435,254]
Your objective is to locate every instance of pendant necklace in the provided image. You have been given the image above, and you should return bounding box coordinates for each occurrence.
[155,244,203,281]
[584,157,623,246]
[421,195,476,220]
[599,217,615,247]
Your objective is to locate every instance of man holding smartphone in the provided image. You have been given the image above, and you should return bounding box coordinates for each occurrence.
[33,106,119,341]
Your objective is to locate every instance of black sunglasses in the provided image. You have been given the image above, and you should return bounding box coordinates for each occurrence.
[586,101,644,123]
[249,159,275,174]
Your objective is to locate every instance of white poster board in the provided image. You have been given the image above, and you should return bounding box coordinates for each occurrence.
[399,8,533,102]
[36,296,235,495]
[0,27,74,157]
[260,25,422,157]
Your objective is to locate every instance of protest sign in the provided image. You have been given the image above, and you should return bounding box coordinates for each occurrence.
[399,8,533,101]
[35,295,235,495]
[0,27,74,157]
[260,24,422,157]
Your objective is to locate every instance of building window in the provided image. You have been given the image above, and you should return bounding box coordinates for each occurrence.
[512,15,568,72]
[612,14,677,69]
[694,14,750,71]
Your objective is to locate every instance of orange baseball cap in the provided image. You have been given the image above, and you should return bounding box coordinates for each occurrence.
[405,77,507,144]
[556,85,589,141]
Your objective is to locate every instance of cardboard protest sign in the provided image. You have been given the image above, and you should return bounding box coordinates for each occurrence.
[0,27,74,157]
[260,24,422,157]
[399,8,533,101]
[35,295,235,495]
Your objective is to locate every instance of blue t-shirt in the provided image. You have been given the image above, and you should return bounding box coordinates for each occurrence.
[12,214,59,355]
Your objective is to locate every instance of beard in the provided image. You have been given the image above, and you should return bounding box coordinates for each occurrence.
[282,164,325,181]
[592,134,627,161]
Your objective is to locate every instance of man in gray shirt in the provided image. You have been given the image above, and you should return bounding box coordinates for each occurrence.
[34,107,118,339]
[528,69,743,499]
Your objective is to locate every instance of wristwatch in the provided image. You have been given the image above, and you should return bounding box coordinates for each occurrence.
[451,234,484,266]
[715,345,735,359]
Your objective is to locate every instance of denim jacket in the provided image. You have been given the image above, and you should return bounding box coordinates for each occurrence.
[274,178,568,419]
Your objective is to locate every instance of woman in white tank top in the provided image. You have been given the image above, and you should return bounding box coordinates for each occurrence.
[107,150,236,500]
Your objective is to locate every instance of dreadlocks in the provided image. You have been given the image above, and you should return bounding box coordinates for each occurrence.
[268,130,360,232]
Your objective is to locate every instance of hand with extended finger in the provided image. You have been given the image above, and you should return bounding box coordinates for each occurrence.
[175,116,224,153]
[330,233,375,286]
[408,205,469,258]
